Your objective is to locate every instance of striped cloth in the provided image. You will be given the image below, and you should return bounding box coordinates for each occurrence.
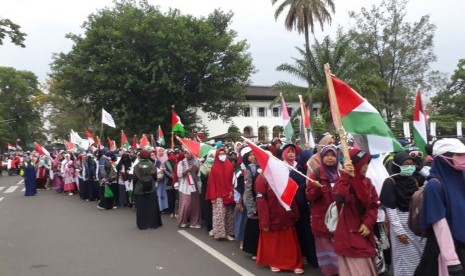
[386,208,425,276]
[315,236,339,276]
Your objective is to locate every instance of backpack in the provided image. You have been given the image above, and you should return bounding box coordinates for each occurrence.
[325,202,341,233]
[137,160,155,192]
[407,178,439,238]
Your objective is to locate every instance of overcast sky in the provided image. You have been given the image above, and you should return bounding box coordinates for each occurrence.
[1,0,463,87]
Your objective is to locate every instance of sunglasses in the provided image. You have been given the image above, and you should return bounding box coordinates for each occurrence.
[409,152,423,158]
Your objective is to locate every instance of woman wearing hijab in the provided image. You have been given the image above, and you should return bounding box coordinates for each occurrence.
[290,149,318,268]
[164,150,177,216]
[155,147,169,213]
[177,149,202,228]
[133,150,162,230]
[116,152,132,207]
[333,149,379,276]
[63,159,77,196]
[415,138,465,276]
[35,157,49,190]
[255,172,304,274]
[306,145,340,275]
[307,134,336,175]
[281,144,298,167]
[206,148,235,240]
[380,152,425,276]
[200,149,215,234]
[242,149,261,259]
[23,156,37,196]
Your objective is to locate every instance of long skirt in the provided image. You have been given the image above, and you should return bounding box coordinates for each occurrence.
[135,192,162,230]
[242,217,259,256]
[166,186,175,214]
[177,192,201,227]
[234,205,247,243]
[211,198,234,239]
[98,185,114,210]
[295,201,318,267]
[387,209,425,276]
[315,236,339,276]
[337,255,377,276]
[53,174,63,193]
[63,182,76,192]
[118,184,128,206]
[256,226,303,271]
[157,181,169,211]
[25,176,37,196]
[35,178,47,189]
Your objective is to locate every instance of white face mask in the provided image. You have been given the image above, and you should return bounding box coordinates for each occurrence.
[218,154,227,162]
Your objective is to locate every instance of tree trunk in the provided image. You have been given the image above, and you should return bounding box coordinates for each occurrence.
[303,16,314,122]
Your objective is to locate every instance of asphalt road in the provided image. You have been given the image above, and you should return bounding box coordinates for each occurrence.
[0,175,321,276]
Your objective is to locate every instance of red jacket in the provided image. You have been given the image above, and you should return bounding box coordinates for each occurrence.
[306,168,336,238]
[333,172,379,258]
[255,174,299,231]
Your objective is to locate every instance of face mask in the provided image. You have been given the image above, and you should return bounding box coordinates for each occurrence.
[218,154,227,162]
[442,154,465,171]
[206,157,214,164]
[399,165,416,176]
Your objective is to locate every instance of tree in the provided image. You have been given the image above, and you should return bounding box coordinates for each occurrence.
[431,59,465,119]
[0,67,45,149]
[271,0,335,117]
[348,0,436,125]
[0,18,26,47]
[48,0,254,139]
[274,33,385,128]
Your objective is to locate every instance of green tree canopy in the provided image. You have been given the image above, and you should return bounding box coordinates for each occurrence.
[348,0,436,124]
[0,67,45,149]
[47,0,254,140]
[0,18,26,47]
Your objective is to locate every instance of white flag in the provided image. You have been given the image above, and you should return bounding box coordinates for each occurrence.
[102,108,116,128]
[70,129,90,149]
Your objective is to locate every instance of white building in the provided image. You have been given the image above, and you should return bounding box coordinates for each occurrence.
[197,86,321,141]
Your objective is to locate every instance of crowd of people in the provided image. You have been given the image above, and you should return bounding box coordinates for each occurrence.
[6,134,465,276]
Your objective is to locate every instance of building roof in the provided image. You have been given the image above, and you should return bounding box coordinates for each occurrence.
[245,86,280,100]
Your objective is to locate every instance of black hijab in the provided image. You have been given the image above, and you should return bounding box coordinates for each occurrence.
[380,152,418,212]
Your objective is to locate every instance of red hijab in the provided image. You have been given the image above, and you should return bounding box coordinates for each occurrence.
[205,149,234,200]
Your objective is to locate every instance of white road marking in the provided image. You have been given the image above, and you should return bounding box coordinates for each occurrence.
[17,179,24,185]
[0,187,4,192]
[21,188,26,192]
[0,197,4,202]
[178,230,254,276]
[4,186,18,193]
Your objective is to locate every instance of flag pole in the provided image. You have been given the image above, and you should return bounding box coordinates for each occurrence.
[241,136,321,187]
[324,64,352,169]
[298,95,309,147]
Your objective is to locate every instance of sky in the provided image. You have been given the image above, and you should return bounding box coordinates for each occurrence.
[1,0,464,87]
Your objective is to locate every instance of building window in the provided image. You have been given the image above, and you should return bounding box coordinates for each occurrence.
[258,126,268,141]
[312,107,319,117]
[243,106,251,117]
[243,126,253,136]
[272,126,281,138]
[272,107,279,117]
[287,107,293,116]
[258,107,266,117]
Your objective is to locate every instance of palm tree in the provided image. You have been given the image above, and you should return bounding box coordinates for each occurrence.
[271,0,335,116]
[274,34,385,128]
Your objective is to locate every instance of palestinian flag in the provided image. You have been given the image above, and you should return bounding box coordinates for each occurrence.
[85,128,95,145]
[157,125,166,146]
[7,143,16,151]
[300,100,316,148]
[139,134,150,148]
[413,89,428,156]
[330,76,403,154]
[65,140,75,151]
[281,94,294,141]
[107,137,116,151]
[34,142,50,157]
[121,130,130,149]
[171,110,185,137]
[151,134,157,149]
[248,140,298,211]
[132,135,139,150]
[178,137,214,158]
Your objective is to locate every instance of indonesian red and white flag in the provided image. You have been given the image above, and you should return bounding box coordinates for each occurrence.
[34,142,50,157]
[247,140,298,211]
[7,143,16,150]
